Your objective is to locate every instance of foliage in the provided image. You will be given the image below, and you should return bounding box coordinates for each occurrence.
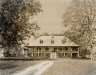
[40,32,50,36]
[0,0,42,56]
[63,0,96,57]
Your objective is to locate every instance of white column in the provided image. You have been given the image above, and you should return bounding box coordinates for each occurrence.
[50,47,52,59]
[71,53,72,58]
[44,48,46,58]
[57,48,58,58]
[64,53,65,57]
[71,47,73,58]
[44,52,45,58]
[32,48,33,57]
[32,53,33,57]
[50,52,52,59]
[38,48,39,58]
[78,48,79,57]
[63,48,65,57]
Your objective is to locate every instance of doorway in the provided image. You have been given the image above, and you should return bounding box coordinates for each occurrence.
[50,52,57,59]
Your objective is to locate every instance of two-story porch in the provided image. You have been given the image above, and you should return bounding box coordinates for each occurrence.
[25,46,79,59]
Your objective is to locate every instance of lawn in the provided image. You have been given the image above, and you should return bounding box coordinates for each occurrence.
[0,60,42,75]
[42,59,94,75]
[0,59,96,75]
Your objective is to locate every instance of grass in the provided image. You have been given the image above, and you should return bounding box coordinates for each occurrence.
[0,59,95,75]
[0,60,42,75]
[42,59,92,75]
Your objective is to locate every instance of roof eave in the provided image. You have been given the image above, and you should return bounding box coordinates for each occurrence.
[26,45,80,47]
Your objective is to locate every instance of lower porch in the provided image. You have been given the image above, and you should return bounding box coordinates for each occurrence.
[25,46,80,59]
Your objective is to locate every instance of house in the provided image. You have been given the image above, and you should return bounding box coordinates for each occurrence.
[26,36,80,59]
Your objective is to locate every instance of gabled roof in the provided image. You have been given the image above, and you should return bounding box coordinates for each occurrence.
[28,36,79,47]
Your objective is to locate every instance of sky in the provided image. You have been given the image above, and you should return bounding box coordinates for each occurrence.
[30,0,71,34]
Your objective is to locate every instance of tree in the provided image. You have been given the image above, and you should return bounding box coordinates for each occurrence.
[62,0,96,57]
[0,0,42,56]
[40,32,50,36]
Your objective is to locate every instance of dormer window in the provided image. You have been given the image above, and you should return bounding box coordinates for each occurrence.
[40,39,43,44]
[62,38,67,44]
[51,39,54,44]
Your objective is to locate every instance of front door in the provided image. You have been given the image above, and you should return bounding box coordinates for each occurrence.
[50,52,56,59]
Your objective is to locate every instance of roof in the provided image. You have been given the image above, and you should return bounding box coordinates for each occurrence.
[27,36,79,47]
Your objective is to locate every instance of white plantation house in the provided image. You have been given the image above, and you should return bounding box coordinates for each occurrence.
[25,36,80,59]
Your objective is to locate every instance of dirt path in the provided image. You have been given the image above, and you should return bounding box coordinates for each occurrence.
[12,61,53,75]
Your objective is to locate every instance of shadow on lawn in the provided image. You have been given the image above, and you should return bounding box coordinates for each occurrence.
[0,60,42,75]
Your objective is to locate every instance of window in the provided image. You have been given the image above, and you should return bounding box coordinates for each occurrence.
[58,47,62,52]
[45,47,49,50]
[62,38,67,44]
[45,47,49,52]
[37,48,41,52]
[72,47,78,52]
[53,48,57,52]
[51,39,54,44]
[64,47,68,51]
[40,39,43,44]
[54,48,57,51]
